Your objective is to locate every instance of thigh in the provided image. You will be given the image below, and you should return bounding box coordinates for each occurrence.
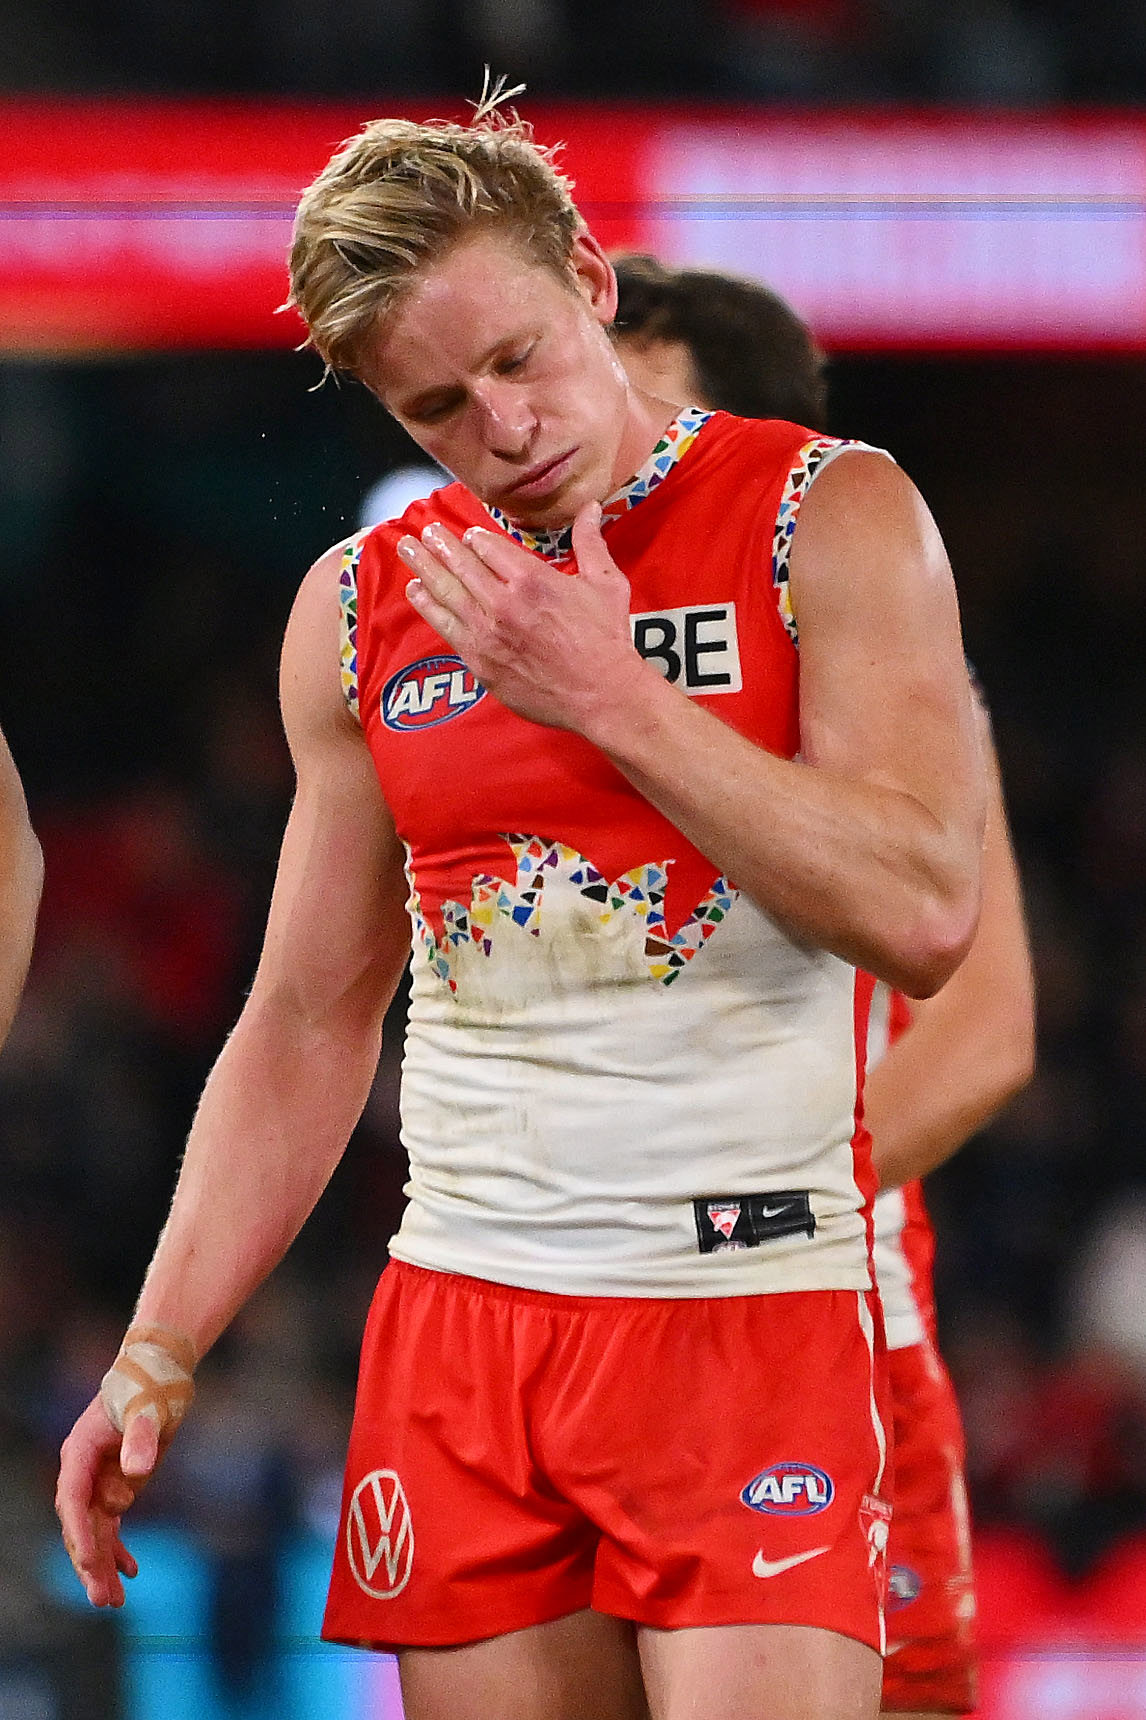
[399,1608,650,1720]
[639,1622,882,1720]
[882,1343,976,1716]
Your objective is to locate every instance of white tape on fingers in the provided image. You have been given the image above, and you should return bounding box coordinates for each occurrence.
[99,1326,197,1438]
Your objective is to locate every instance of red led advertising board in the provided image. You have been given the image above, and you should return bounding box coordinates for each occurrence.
[2,98,1145,353]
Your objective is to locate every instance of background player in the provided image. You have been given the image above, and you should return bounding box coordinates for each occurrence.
[612,252,1036,1718]
[0,721,42,1047]
[56,108,985,1720]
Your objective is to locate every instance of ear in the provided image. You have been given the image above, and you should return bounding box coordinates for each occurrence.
[568,230,618,327]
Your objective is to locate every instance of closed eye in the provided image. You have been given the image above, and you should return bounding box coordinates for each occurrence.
[496,343,536,376]
[406,390,465,425]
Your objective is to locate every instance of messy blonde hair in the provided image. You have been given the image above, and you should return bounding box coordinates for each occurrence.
[286,81,580,381]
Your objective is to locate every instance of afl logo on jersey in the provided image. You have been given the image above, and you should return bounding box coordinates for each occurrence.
[740,1462,835,1516]
[382,654,486,732]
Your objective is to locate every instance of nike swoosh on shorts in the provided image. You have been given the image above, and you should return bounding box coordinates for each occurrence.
[752,1545,831,1579]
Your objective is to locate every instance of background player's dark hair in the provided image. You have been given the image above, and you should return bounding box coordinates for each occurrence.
[611,254,829,432]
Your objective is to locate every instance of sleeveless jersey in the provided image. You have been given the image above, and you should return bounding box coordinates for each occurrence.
[342,409,884,1296]
[868,984,939,1349]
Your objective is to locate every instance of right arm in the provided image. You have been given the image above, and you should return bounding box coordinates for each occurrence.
[0,723,42,1046]
[57,543,412,1605]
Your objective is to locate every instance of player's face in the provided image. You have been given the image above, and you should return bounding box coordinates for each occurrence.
[366,230,636,528]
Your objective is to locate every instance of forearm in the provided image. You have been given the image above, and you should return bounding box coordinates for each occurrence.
[865,993,1034,1189]
[0,829,41,1039]
[0,776,42,1044]
[132,985,386,1356]
[584,669,979,997]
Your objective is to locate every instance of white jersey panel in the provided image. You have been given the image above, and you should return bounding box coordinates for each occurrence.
[390,856,871,1296]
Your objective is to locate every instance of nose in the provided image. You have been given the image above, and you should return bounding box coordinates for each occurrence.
[473,380,535,459]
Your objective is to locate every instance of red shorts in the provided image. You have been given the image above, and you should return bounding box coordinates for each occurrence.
[323,1260,891,1654]
[881,1339,977,1714]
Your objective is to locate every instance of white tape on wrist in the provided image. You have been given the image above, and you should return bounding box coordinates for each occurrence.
[99,1325,197,1437]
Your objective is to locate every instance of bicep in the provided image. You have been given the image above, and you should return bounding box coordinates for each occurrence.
[251,549,411,1029]
[790,452,983,835]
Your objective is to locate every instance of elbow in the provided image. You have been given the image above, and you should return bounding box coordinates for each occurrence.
[892,887,981,1001]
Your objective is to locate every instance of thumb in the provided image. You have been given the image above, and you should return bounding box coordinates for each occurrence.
[570,500,615,581]
[120,1407,160,1481]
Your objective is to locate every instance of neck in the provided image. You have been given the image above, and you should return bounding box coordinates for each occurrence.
[607,387,680,496]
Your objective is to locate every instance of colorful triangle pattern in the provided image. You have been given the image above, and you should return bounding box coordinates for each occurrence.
[404,835,738,995]
[771,437,860,646]
[338,530,370,719]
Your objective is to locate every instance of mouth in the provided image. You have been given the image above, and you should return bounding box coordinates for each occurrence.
[501,447,578,506]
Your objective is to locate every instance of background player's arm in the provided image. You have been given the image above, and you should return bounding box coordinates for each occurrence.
[0,723,42,1045]
[865,704,1036,1189]
[405,452,984,997]
[56,543,412,1606]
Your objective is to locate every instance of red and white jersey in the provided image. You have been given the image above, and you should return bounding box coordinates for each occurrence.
[341,409,887,1296]
[868,984,939,1350]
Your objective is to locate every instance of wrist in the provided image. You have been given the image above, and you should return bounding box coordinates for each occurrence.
[99,1325,198,1437]
[576,651,679,756]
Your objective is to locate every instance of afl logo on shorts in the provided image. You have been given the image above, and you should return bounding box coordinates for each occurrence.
[382,654,485,732]
[346,1469,414,1598]
[740,1462,835,1516]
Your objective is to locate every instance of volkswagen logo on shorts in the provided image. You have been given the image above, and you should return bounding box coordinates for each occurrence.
[346,1469,414,1598]
[382,654,485,731]
[740,1461,835,1516]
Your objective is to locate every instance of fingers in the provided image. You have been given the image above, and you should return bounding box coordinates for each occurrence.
[59,1512,99,1597]
[463,513,614,588]
[402,520,532,654]
[60,1507,129,1609]
[57,1404,117,1591]
[96,1469,135,1515]
[399,523,503,621]
[57,1395,153,1608]
[403,573,464,650]
[460,524,534,580]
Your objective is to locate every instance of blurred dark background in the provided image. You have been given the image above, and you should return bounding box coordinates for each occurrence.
[3,2,1146,1715]
[6,0,1146,103]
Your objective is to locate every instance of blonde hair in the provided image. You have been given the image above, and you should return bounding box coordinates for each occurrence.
[286,88,580,380]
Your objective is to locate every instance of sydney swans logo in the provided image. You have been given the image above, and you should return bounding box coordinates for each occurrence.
[346,1469,414,1598]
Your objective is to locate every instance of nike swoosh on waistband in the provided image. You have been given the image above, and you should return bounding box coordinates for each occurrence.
[752,1545,831,1579]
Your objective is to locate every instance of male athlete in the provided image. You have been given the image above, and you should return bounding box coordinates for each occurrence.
[57,106,985,1720]
[0,722,42,1046]
[612,254,1035,1718]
